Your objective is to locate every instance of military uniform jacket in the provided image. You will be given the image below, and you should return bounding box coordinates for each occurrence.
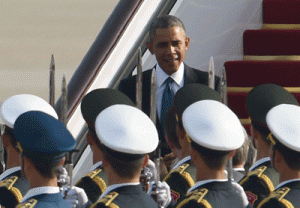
[163,156,196,203]
[257,180,300,208]
[75,163,108,203]
[175,180,251,208]
[0,167,30,208]
[239,157,279,207]
[16,187,71,208]
[91,184,158,208]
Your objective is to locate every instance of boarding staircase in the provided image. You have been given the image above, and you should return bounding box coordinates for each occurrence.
[225,0,300,133]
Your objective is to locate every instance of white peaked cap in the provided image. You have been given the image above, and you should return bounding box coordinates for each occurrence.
[1,94,58,128]
[95,104,159,154]
[182,100,244,151]
[266,104,300,152]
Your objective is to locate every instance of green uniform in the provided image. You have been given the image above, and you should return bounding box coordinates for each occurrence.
[257,180,300,208]
[75,163,108,204]
[91,184,157,208]
[163,156,196,203]
[175,180,252,208]
[239,157,279,207]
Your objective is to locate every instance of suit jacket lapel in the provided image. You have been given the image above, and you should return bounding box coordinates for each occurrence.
[184,64,198,85]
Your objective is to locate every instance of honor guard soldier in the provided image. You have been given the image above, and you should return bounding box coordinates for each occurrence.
[77,88,135,204]
[174,100,251,208]
[0,94,58,208]
[239,84,299,207]
[162,83,222,203]
[14,111,76,208]
[90,104,159,208]
[257,104,300,207]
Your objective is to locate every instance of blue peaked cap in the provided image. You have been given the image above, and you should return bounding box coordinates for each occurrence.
[14,111,76,161]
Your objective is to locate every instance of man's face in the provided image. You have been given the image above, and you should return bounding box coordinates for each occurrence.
[147,26,190,76]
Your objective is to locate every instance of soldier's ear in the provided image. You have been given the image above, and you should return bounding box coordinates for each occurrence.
[228,150,236,160]
[176,123,186,143]
[59,157,65,167]
[142,155,149,168]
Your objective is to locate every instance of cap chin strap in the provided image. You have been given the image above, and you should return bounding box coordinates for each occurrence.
[267,133,277,145]
[186,134,191,143]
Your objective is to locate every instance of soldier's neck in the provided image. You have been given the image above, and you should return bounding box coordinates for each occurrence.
[196,168,226,181]
[30,178,58,189]
[28,170,58,188]
[108,172,140,186]
[177,138,191,160]
[279,171,300,184]
[255,146,270,161]
[255,137,271,161]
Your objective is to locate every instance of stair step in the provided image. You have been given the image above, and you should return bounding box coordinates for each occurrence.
[264,0,300,24]
[243,30,300,56]
[228,92,248,119]
[228,91,300,119]
[224,61,300,87]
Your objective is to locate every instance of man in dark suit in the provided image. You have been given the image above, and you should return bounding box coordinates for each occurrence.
[118,15,219,156]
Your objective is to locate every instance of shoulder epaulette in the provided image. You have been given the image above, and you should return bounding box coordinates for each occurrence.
[176,188,212,208]
[240,166,275,192]
[76,168,107,193]
[258,187,294,208]
[16,199,37,208]
[91,192,119,208]
[164,163,195,187]
[0,176,23,203]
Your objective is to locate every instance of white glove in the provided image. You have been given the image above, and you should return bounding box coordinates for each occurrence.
[148,181,171,207]
[144,159,157,182]
[57,166,70,187]
[231,182,249,208]
[62,186,88,208]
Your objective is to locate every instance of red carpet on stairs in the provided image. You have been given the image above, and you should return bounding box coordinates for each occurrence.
[224,61,300,87]
[224,0,300,134]
[243,30,300,55]
[263,0,300,24]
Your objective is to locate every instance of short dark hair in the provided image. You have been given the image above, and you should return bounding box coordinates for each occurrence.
[274,139,300,170]
[88,125,102,150]
[149,15,186,41]
[100,144,145,179]
[22,152,62,178]
[252,124,271,146]
[165,106,181,149]
[191,141,231,170]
